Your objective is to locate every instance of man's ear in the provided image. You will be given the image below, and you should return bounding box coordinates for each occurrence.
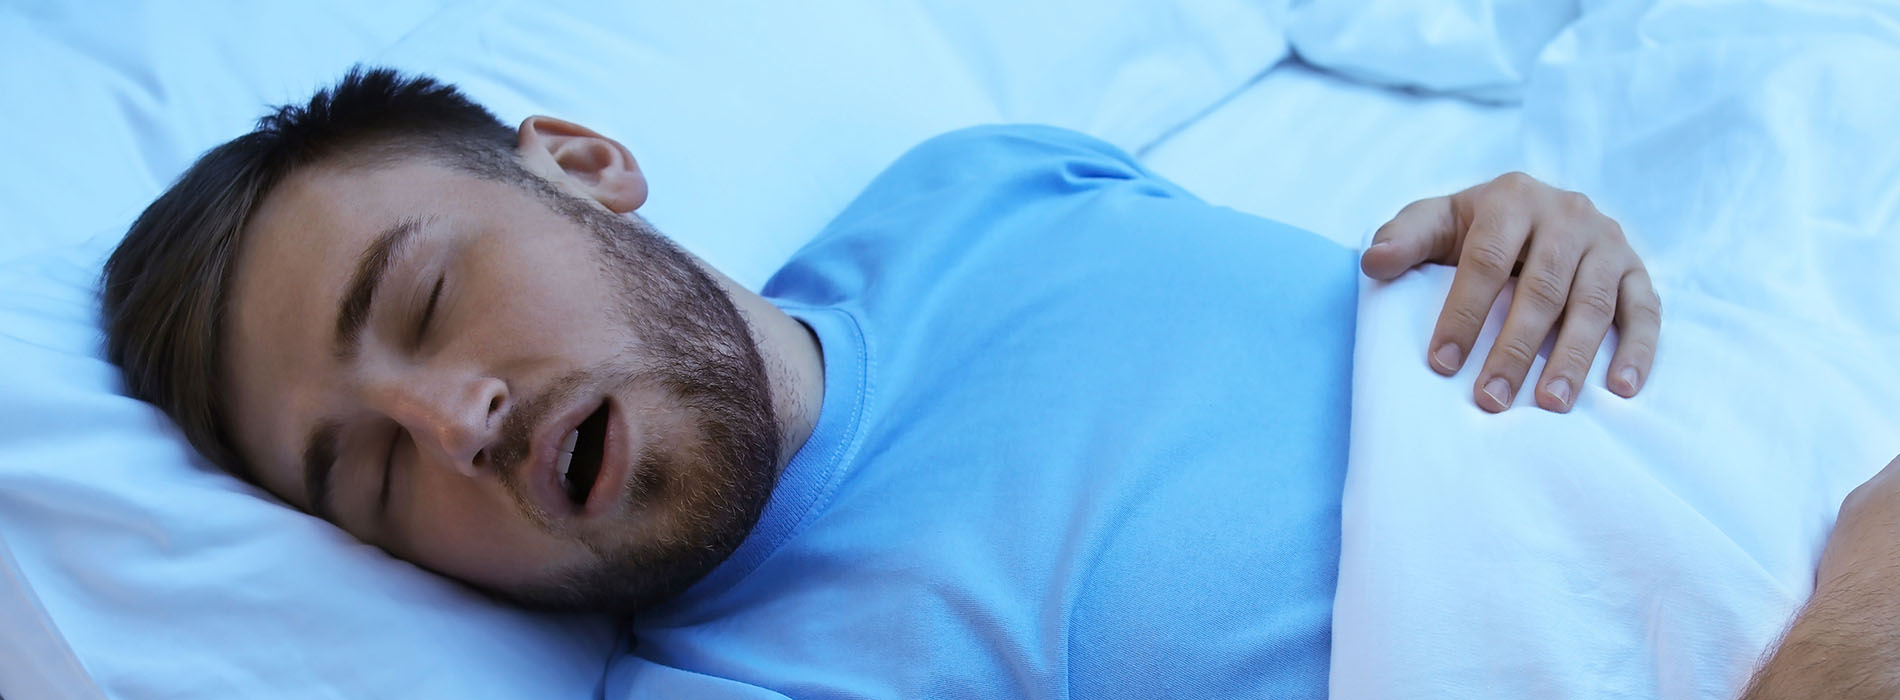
[515,116,648,213]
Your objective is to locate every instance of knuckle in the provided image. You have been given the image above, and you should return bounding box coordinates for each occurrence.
[1619,335,1658,361]
[1557,343,1597,371]
[1442,303,1490,334]
[1604,218,1628,244]
[1398,198,1436,218]
[1464,239,1517,277]
[1572,286,1618,320]
[1642,285,1664,314]
[1496,171,1538,192]
[1529,237,1572,268]
[1520,274,1569,313]
[1560,190,1594,216]
[1623,298,1663,327]
[1488,339,1540,370]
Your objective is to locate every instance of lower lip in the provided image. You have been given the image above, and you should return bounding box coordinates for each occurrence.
[577,399,627,519]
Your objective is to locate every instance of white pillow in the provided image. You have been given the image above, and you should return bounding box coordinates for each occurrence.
[4,5,625,699]
[0,1,1289,697]
[384,0,1290,287]
[0,241,621,699]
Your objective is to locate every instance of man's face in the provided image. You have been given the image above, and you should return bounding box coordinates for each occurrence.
[222,156,780,612]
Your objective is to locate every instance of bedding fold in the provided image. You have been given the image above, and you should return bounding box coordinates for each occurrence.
[1331,1,1900,698]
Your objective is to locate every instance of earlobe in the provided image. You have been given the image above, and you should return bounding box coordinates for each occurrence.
[516,116,648,213]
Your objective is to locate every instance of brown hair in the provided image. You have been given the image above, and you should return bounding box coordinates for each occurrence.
[100,66,532,483]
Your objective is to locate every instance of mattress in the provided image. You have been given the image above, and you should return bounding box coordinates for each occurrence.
[5,1,1898,698]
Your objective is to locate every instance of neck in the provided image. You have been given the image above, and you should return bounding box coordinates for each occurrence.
[706,267,825,473]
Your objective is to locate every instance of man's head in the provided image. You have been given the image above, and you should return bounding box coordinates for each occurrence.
[102,67,785,614]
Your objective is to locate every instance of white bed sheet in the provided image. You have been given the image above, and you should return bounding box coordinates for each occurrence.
[1156,2,1900,698]
[1143,60,1523,250]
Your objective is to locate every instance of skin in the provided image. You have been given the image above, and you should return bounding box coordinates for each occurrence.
[222,116,823,603]
[1742,453,1900,699]
[1362,173,1662,414]
[222,116,1657,608]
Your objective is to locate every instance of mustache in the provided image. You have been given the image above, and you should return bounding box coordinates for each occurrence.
[487,362,635,516]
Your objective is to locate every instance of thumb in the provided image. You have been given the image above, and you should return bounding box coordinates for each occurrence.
[1361,195,1459,280]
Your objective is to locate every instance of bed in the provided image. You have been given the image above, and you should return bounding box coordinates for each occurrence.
[3,1,1897,698]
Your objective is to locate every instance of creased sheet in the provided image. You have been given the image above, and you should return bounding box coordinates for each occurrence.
[1331,1,1900,698]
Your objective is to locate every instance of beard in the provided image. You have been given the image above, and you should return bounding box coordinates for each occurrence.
[486,196,783,616]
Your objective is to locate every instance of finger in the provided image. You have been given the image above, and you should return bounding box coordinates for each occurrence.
[1427,196,1532,377]
[1606,266,1661,397]
[1361,195,1458,280]
[1472,228,1580,412]
[1531,250,1622,412]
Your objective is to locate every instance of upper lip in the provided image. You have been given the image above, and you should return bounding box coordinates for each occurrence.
[526,398,601,516]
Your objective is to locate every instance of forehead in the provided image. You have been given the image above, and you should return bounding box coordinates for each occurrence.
[220,160,514,507]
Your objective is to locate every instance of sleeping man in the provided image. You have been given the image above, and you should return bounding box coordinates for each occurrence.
[99,67,1882,698]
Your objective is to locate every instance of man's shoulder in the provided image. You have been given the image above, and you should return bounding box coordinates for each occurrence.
[901,124,1137,168]
[860,124,1148,202]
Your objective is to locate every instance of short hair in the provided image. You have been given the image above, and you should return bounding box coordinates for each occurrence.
[101,66,531,483]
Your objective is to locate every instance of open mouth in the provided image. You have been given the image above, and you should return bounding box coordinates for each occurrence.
[557,401,610,506]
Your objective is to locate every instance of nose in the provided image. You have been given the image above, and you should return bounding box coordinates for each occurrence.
[364,367,508,478]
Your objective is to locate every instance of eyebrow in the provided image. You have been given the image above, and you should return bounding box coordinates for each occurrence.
[333,216,427,362]
[303,217,426,521]
[302,419,341,520]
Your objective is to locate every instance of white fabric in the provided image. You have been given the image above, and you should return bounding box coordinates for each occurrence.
[1155,2,1900,695]
[1325,1,1900,698]
[0,2,1286,698]
[1288,0,1580,102]
[1142,61,1522,248]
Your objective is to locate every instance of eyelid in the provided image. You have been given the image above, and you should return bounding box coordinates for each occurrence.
[378,426,399,520]
[414,274,445,348]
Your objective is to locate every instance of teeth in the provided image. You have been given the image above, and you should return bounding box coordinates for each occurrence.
[556,428,580,482]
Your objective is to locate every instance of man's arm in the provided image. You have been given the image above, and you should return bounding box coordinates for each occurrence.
[1743,454,1900,699]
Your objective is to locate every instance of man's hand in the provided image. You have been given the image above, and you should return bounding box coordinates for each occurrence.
[1360,172,1661,413]
[1743,453,1900,700]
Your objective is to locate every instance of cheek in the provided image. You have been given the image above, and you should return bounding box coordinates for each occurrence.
[392,469,582,589]
[461,239,630,361]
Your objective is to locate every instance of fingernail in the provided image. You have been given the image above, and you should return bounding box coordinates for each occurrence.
[1616,366,1640,395]
[1369,240,1391,251]
[1431,344,1463,374]
[1547,377,1572,408]
[1483,377,1513,410]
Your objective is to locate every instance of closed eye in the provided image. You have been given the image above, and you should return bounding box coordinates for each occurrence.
[378,427,400,518]
[414,274,444,348]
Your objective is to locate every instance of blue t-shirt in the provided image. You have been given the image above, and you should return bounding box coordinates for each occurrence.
[607,126,1358,699]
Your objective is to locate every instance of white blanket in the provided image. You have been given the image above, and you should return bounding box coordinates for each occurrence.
[1329,1,1900,697]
